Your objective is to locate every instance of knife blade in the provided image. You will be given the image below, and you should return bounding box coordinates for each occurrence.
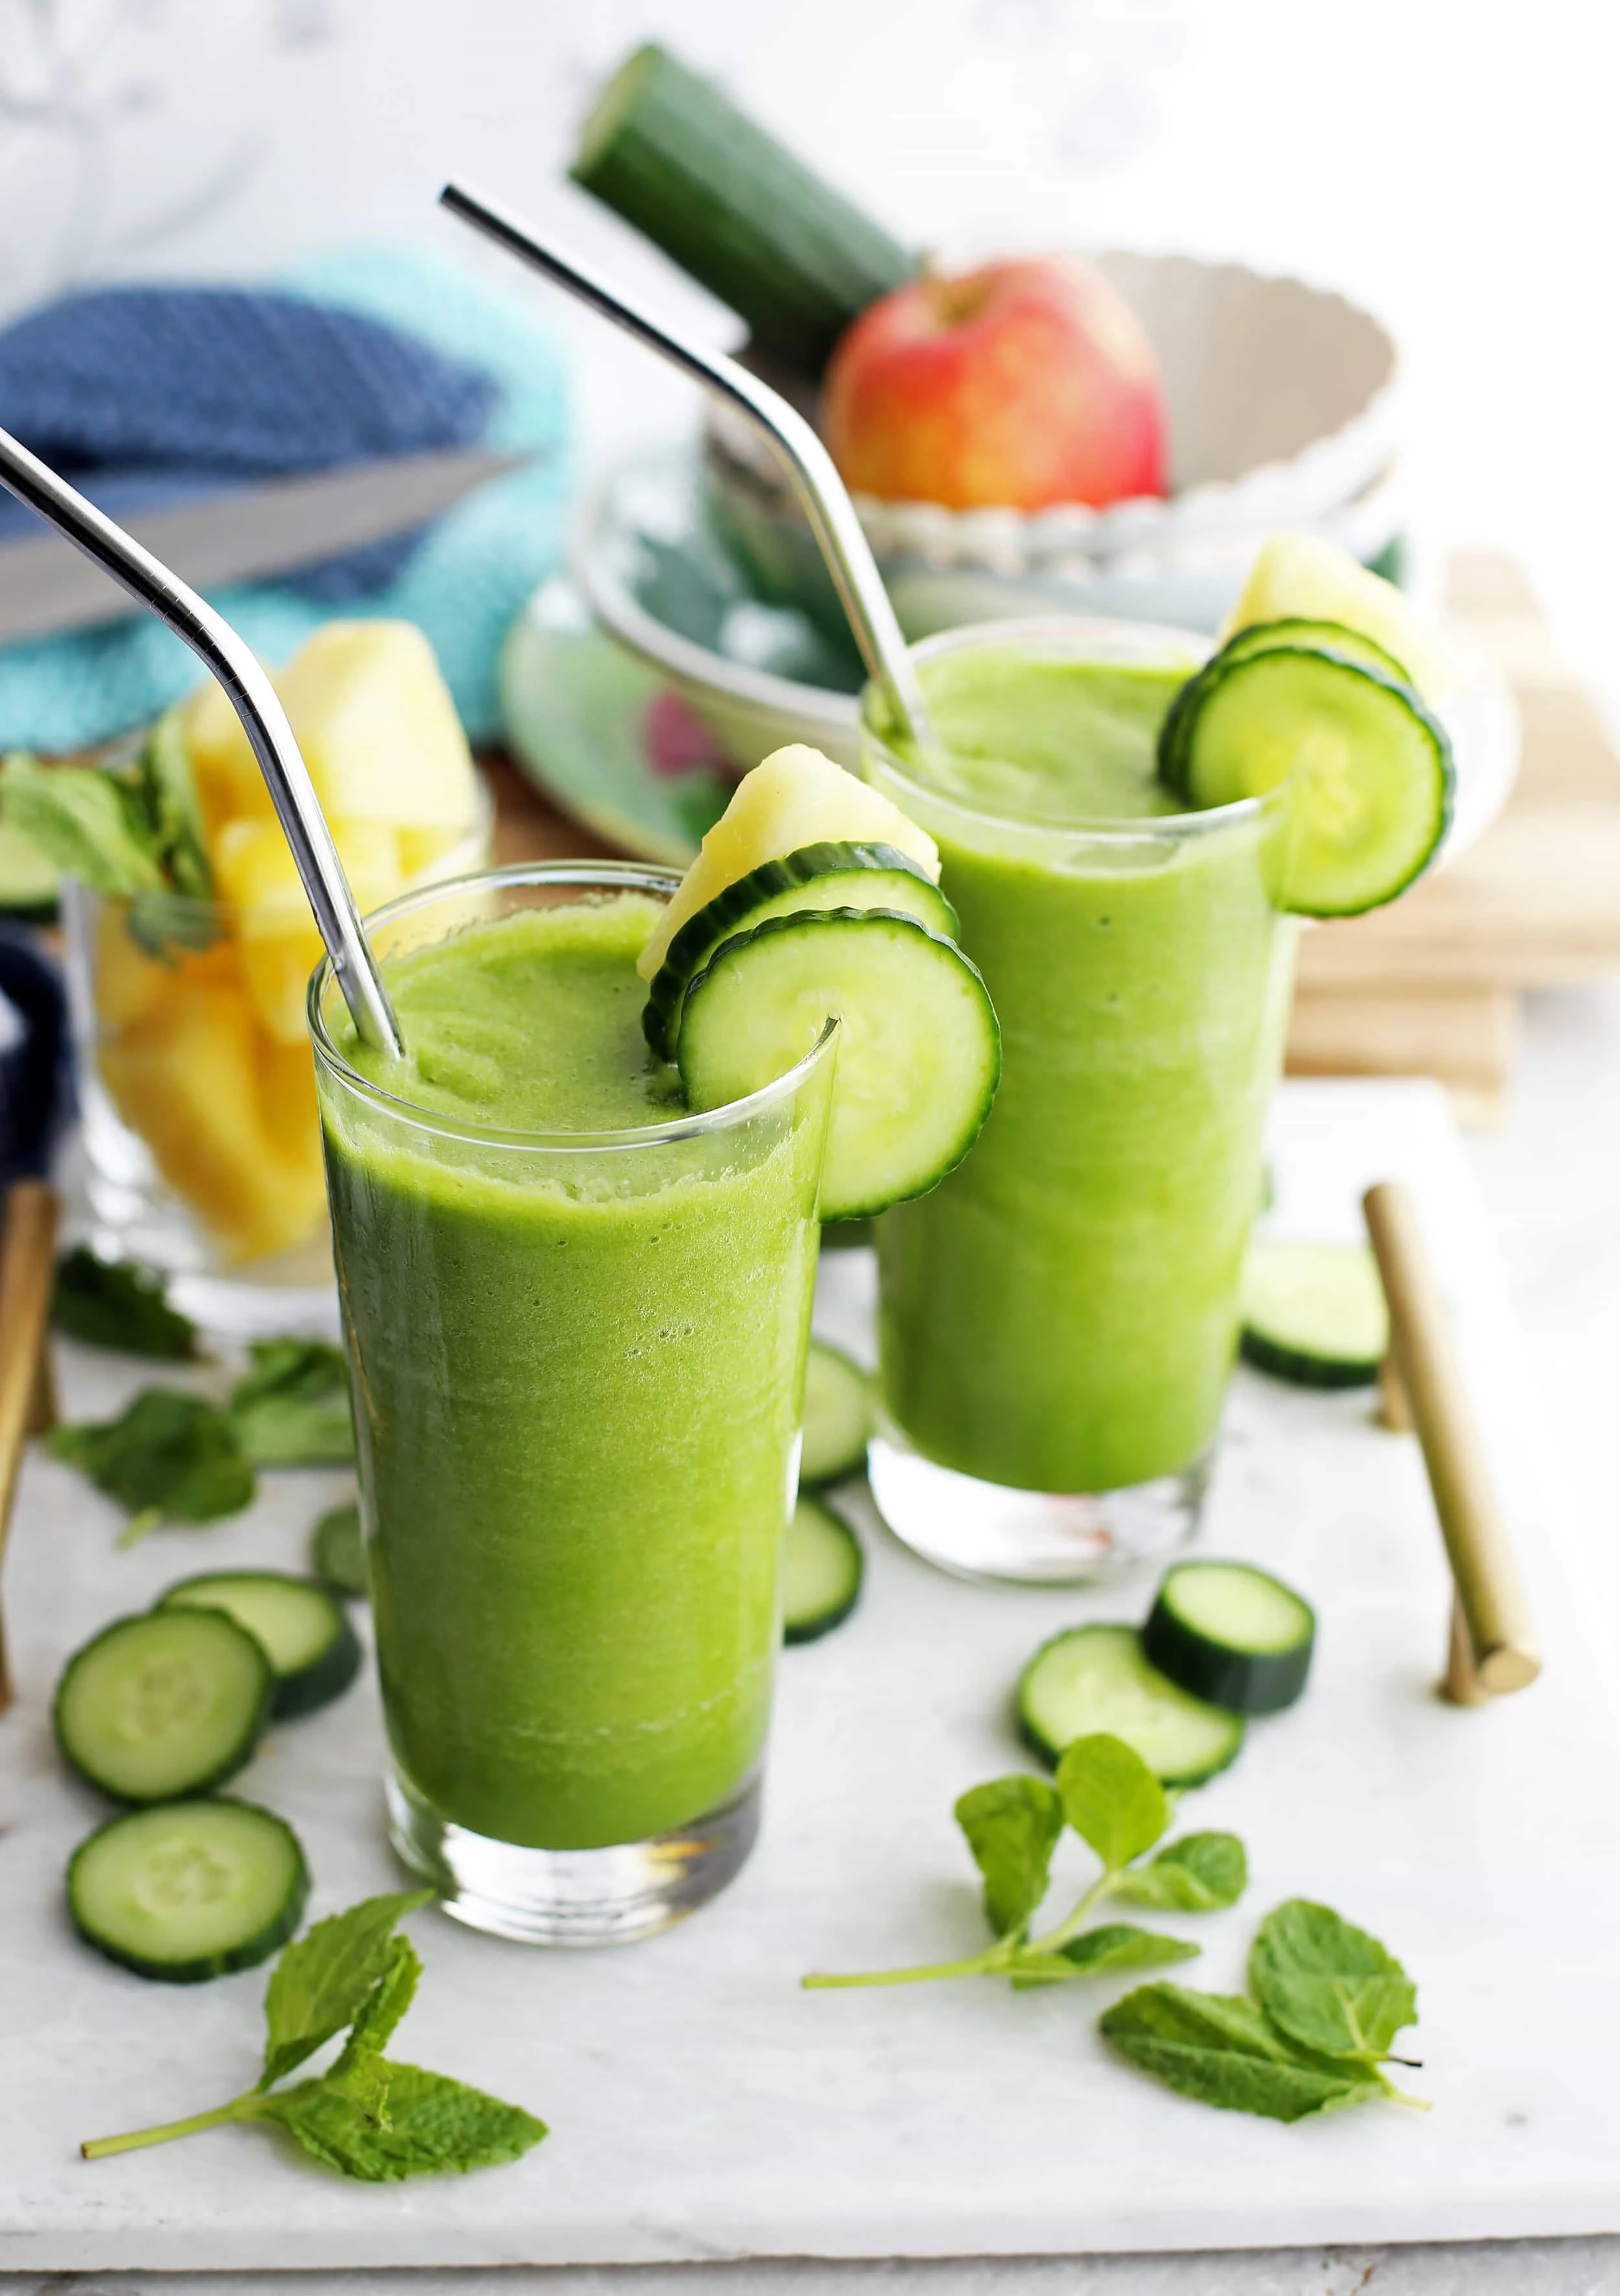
[0,446,524,643]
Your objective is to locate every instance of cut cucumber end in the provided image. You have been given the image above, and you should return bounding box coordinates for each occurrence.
[1017,1623,1244,1786]
[67,1798,309,1982]
[678,907,1000,1222]
[55,1610,272,1804]
[1177,646,1453,917]
[1241,1237,1389,1388]
[783,1494,863,1643]
[1144,1561,1315,1716]
[157,1571,362,1719]
[800,1338,873,1485]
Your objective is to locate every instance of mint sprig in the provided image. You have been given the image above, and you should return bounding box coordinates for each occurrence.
[82,1893,547,2181]
[52,1246,201,1361]
[49,1390,254,1545]
[803,1734,1245,1992]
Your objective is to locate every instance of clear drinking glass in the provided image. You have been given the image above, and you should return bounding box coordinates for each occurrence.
[61,796,489,1340]
[862,619,1296,1584]
[310,864,837,1945]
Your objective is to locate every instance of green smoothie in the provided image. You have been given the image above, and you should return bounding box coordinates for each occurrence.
[318,891,827,1852]
[867,640,1293,1496]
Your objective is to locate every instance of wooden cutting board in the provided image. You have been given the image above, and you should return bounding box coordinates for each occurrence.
[489,550,1620,1123]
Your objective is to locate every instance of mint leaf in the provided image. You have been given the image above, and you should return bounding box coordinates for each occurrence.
[1249,1900,1417,2063]
[52,1246,200,1360]
[1100,1984,1384,2121]
[1054,1734,1168,1874]
[229,1341,353,1467]
[1117,1831,1247,1913]
[1011,1925,1199,1987]
[335,1935,421,2071]
[260,1891,431,2089]
[0,752,164,897]
[49,1390,253,1532]
[264,2061,547,2182]
[954,1774,1063,1941]
[133,710,212,901]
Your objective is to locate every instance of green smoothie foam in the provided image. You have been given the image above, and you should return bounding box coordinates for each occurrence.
[868,644,1292,1495]
[320,893,825,1851]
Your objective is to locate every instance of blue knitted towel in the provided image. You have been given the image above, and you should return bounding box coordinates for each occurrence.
[0,246,572,748]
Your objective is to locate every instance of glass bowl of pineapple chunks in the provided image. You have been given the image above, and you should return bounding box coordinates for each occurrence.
[62,622,491,1339]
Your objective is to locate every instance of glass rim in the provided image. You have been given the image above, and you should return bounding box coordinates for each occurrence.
[862,614,1277,844]
[308,858,840,1156]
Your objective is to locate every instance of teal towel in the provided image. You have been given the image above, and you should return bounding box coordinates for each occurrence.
[0,246,571,750]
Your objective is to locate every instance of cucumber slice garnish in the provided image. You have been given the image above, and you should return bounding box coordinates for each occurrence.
[644,840,958,1061]
[157,1571,362,1719]
[1017,1623,1244,1785]
[1158,619,1411,799]
[310,1501,368,1600]
[67,1798,309,1982]
[783,1493,863,1643]
[1175,646,1453,917]
[55,1610,271,1803]
[800,1338,873,1486]
[1240,1237,1388,1389]
[1144,1561,1315,1716]
[678,908,1001,1222]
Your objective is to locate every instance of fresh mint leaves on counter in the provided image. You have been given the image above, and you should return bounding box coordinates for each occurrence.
[49,1390,253,1545]
[803,1733,1245,1992]
[228,1341,354,1467]
[1100,1899,1424,2122]
[52,1246,200,1360]
[82,1892,548,2181]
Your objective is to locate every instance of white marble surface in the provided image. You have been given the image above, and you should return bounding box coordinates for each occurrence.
[5,1076,1620,2282]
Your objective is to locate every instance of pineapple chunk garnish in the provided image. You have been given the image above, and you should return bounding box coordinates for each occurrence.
[1221,534,1458,702]
[637,743,940,981]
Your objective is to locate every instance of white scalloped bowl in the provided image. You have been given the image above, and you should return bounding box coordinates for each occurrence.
[705,252,1401,630]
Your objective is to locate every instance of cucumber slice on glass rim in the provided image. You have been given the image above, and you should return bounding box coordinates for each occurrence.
[67,1798,310,1983]
[677,907,1001,1222]
[1240,1237,1389,1390]
[1157,619,1412,799]
[1170,646,1453,917]
[54,1609,272,1804]
[157,1570,362,1719]
[1143,1560,1316,1716]
[800,1338,873,1486]
[1017,1623,1244,1786]
[783,1493,864,1644]
[643,840,958,1061]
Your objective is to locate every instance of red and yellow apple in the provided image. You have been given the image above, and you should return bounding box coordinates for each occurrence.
[823,257,1166,512]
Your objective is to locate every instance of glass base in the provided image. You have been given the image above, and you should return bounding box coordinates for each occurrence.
[868,1423,1210,1585]
[385,1769,763,1947]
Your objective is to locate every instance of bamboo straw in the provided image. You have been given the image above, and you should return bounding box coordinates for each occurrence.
[1363,1180,1540,1703]
[0,1182,61,1713]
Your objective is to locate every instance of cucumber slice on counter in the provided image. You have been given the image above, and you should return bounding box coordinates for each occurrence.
[1158,620,1412,799]
[1240,1237,1389,1388]
[67,1798,309,1982]
[643,840,957,1060]
[678,908,1001,1222]
[1144,1561,1316,1716]
[1017,1624,1245,1786]
[800,1338,873,1486]
[310,1502,368,1600]
[783,1493,864,1643]
[158,1571,362,1719]
[55,1610,272,1803]
[1175,647,1452,916]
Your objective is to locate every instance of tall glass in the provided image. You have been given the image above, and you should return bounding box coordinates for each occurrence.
[863,620,1295,1583]
[310,864,835,1944]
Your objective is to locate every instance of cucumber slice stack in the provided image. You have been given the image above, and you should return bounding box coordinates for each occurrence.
[67,1798,309,1982]
[1159,621,1454,917]
[1241,1237,1389,1389]
[158,1571,361,1719]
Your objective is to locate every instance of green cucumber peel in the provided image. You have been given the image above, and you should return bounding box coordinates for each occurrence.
[82,1892,548,2181]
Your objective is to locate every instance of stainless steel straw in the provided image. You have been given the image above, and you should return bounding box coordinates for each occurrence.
[0,427,403,1057]
[439,181,934,752]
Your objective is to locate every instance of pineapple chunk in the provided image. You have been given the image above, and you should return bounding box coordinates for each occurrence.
[216,816,404,1044]
[93,905,240,1031]
[1221,534,1459,702]
[279,622,478,829]
[637,744,940,981]
[97,985,327,1266]
[184,681,279,841]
